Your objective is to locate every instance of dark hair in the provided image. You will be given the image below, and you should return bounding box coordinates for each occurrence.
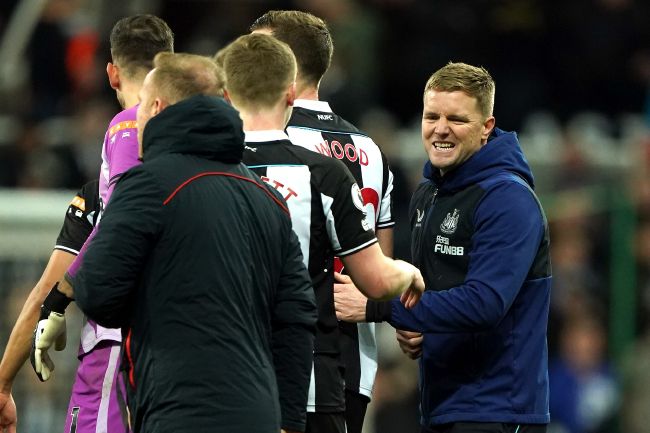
[110,14,174,79]
[250,10,332,87]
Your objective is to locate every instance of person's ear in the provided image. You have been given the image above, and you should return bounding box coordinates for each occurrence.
[153,97,168,116]
[481,116,496,142]
[286,81,296,107]
[223,89,232,104]
[106,62,120,90]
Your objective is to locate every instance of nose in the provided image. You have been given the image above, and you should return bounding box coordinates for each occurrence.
[434,117,450,135]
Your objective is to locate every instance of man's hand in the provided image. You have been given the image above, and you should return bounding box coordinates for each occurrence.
[333,272,368,322]
[0,391,17,433]
[400,267,425,309]
[29,283,72,381]
[396,329,423,360]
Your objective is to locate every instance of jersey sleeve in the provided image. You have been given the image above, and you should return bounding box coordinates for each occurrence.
[377,156,395,229]
[54,179,100,255]
[320,158,377,256]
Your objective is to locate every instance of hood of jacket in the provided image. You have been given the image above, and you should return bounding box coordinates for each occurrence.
[423,127,535,192]
[142,95,244,163]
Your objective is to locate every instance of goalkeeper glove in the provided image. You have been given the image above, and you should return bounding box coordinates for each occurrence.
[30,282,72,382]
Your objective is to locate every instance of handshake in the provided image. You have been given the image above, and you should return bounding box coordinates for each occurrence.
[29,283,72,381]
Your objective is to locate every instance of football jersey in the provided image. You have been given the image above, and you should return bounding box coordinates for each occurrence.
[67,105,140,354]
[243,130,377,413]
[55,179,100,255]
[287,99,394,398]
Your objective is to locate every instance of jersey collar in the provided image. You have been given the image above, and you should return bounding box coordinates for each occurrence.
[244,130,289,142]
[294,99,333,113]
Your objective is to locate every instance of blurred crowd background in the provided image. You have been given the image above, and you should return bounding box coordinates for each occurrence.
[1,0,650,432]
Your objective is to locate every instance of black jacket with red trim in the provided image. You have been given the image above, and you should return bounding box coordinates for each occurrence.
[74,95,317,433]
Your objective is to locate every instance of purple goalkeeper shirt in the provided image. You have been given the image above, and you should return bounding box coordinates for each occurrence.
[68,105,140,354]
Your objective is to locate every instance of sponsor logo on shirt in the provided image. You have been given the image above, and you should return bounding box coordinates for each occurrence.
[434,235,464,256]
[317,114,333,121]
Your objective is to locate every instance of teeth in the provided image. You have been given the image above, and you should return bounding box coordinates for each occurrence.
[434,142,454,149]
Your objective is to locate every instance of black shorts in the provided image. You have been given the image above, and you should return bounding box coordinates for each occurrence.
[344,390,371,433]
[422,422,547,433]
[306,412,346,433]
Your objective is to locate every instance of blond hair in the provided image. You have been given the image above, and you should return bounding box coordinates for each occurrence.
[424,62,495,118]
[151,52,225,104]
[221,34,296,111]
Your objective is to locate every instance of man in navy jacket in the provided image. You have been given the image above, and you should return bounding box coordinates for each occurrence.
[334,62,551,433]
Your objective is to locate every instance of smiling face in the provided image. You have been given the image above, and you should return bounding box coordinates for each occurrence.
[421,89,495,176]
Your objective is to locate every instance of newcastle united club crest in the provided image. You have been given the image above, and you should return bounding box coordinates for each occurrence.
[440,209,459,234]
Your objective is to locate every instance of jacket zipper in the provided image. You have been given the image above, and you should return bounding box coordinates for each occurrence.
[413,185,437,269]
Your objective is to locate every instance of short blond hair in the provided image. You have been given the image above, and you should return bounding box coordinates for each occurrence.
[150,52,225,104]
[424,62,495,118]
[221,34,296,111]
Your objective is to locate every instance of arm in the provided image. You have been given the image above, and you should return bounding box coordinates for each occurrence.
[389,183,545,333]
[333,226,395,322]
[341,242,423,306]
[376,227,393,257]
[4,181,97,383]
[0,251,75,391]
[74,168,163,328]
[273,228,317,433]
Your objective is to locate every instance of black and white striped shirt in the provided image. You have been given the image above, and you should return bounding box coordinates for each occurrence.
[243,130,377,413]
[287,99,395,399]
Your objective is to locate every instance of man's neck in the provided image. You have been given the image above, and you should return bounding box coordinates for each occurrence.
[240,109,287,132]
[119,79,142,109]
[295,82,319,101]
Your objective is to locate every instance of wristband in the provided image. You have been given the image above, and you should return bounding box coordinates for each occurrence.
[366,299,392,322]
[42,282,73,314]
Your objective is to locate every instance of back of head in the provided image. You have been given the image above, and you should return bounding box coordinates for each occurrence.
[249,10,332,88]
[424,62,496,119]
[151,52,225,105]
[221,33,297,111]
[110,14,174,80]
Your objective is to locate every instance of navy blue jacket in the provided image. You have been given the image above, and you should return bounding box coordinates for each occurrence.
[389,128,551,425]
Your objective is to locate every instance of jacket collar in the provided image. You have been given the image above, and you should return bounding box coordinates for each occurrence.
[423,128,535,192]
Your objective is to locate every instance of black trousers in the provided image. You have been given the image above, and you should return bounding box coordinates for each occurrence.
[344,389,371,433]
[422,422,547,433]
[306,412,346,433]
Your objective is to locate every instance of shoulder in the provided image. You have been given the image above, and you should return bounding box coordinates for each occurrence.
[289,106,363,136]
[305,149,352,176]
[474,173,545,224]
[107,107,138,139]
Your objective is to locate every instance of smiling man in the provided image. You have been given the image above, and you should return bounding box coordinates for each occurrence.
[333,62,552,433]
